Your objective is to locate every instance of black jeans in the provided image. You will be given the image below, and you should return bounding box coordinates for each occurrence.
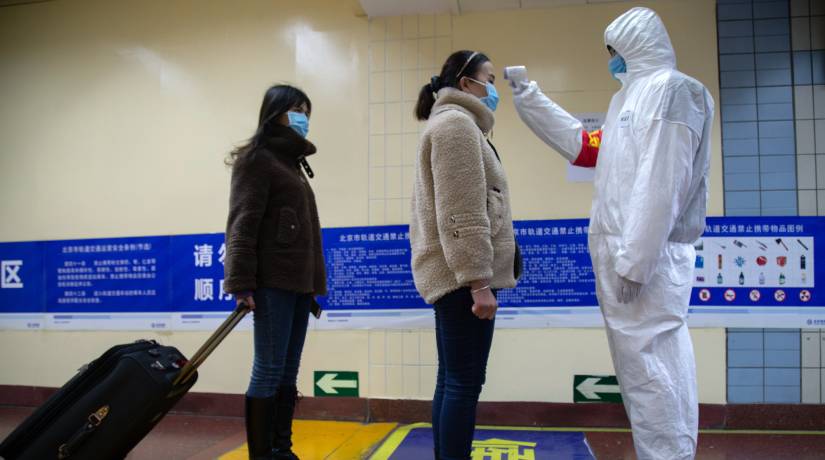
[432,288,496,460]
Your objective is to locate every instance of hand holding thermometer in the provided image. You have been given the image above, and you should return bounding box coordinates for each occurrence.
[503,66,528,88]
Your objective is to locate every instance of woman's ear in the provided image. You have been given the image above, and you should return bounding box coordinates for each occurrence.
[457,76,469,92]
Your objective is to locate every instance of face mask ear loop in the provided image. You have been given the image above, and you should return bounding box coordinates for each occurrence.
[465,77,489,92]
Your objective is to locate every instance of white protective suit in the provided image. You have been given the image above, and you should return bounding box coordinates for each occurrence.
[510,7,714,460]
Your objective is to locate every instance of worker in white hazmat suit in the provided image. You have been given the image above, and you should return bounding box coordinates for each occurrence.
[505,7,714,460]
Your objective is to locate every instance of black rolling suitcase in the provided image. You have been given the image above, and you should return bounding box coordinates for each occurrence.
[0,303,250,460]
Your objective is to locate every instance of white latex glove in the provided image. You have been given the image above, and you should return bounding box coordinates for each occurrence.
[504,65,528,89]
[617,275,642,304]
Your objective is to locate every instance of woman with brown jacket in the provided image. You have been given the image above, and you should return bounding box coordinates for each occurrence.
[223,85,326,460]
[411,51,517,460]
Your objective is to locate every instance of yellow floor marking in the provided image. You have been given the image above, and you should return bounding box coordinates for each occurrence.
[482,425,825,436]
[369,423,430,460]
[219,420,397,460]
[327,422,397,460]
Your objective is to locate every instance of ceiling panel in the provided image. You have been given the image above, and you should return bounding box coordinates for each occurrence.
[359,0,643,18]
[358,0,457,18]
[522,0,587,8]
[458,0,521,13]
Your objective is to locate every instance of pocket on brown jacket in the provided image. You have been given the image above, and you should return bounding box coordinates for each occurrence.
[276,207,301,244]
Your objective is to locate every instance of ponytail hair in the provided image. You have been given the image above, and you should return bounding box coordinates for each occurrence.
[413,50,490,121]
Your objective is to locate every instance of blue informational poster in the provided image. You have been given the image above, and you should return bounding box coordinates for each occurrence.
[0,241,45,330]
[319,225,426,311]
[168,233,235,312]
[686,217,822,328]
[498,219,596,308]
[689,218,814,306]
[44,236,170,312]
[1,217,823,330]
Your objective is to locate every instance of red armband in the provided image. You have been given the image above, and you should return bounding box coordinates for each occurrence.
[572,129,601,168]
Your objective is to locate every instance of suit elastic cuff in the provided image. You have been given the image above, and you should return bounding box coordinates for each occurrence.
[614,256,648,285]
[511,81,528,95]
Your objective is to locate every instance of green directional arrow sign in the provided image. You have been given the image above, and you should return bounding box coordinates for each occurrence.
[314,371,359,397]
[573,375,622,403]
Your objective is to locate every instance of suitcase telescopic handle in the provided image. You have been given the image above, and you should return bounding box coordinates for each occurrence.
[173,301,251,386]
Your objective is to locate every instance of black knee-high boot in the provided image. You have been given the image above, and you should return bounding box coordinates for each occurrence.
[272,385,300,460]
[245,395,276,460]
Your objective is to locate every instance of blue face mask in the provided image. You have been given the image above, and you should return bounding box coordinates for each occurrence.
[481,82,499,112]
[468,78,499,112]
[608,54,627,80]
[287,111,309,138]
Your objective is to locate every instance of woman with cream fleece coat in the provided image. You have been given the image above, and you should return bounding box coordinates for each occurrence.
[410,88,517,303]
[410,50,516,460]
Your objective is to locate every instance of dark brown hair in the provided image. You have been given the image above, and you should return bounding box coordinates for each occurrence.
[414,50,490,121]
[226,84,312,165]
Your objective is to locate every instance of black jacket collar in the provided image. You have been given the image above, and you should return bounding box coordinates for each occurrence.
[262,124,317,161]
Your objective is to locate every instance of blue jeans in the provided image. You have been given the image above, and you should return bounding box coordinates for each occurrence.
[247,287,311,398]
[432,288,496,460]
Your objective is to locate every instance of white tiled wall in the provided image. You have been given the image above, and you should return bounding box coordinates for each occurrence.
[722,0,825,404]
[367,329,438,399]
[801,329,822,402]
[367,15,454,225]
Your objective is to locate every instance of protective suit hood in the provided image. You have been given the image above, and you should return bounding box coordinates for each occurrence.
[604,7,676,75]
